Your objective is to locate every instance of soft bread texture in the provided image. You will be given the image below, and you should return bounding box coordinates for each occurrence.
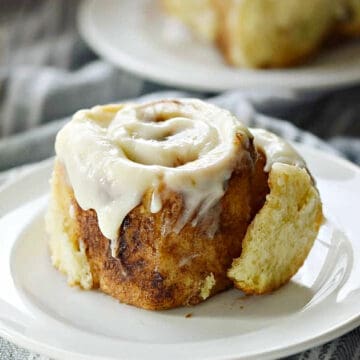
[161,0,360,68]
[46,165,93,290]
[227,163,323,294]
[216,0,334,68]
[47,141,270,310]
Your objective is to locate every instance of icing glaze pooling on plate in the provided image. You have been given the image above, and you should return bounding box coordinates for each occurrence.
[55,99,251,256]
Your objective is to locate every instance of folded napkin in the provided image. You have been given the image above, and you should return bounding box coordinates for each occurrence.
[1,1,360,359]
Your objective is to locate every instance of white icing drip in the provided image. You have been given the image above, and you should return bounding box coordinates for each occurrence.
[179,253,200,268]
[150,189,162,213]
[203,203,222,238]
[250,128,306,172]
[110,237,120,258]
[161,216,174,238]
[69,204,75,220]
[55,100,250,256]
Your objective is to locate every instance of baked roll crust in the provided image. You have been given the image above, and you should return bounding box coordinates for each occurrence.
[215,0,335,68]
[48,151,268,309]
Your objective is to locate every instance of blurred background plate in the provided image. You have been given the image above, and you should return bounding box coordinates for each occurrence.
[78,0,360,92]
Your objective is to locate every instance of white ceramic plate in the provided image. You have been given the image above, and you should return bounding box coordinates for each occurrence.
[1,146,360,360]
[78,0,360,92]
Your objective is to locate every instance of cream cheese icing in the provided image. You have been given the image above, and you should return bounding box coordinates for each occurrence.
[250,128,306,171]
[55,99,306,258]
[55,99,251,256]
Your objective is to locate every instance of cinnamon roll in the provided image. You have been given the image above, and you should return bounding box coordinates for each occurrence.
[46,99,323,310]
[161,0,360,68]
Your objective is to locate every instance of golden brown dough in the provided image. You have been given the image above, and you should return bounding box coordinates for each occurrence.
[228,163,323,294]
[47,142,269,310]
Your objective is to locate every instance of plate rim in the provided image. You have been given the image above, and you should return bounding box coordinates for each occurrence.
[77,0,360,92]
[1,314,359,360]
[1,146,360,360]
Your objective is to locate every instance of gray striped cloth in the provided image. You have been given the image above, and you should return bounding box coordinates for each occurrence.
[1,1,360,359]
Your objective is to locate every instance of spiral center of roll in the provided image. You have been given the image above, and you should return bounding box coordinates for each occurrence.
[109,101,219,167]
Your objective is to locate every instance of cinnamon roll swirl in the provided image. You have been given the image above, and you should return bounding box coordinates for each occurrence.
[46,99,323,309]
